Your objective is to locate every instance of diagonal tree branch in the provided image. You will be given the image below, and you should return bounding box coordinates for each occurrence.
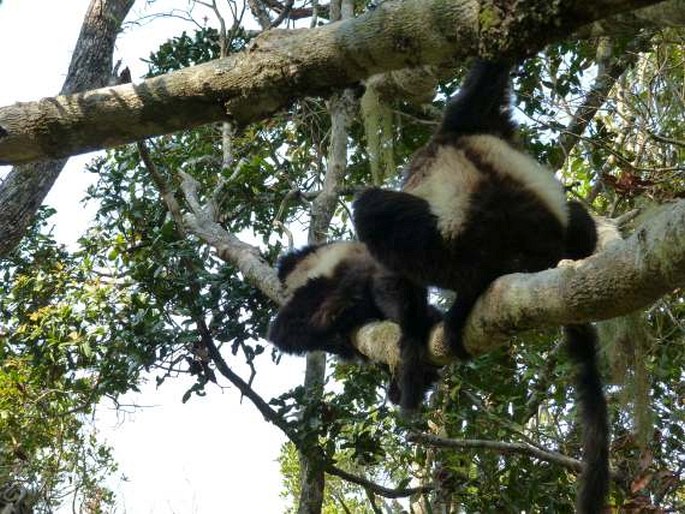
[180,171,282,303]
[326,464,432,498]
[139,141,298,440]
[549,34,653,170]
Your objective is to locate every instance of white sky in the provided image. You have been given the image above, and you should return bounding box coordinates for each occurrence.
[0,1,306,512]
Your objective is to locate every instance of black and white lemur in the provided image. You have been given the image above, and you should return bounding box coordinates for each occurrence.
[353,60,608,513]
[268,241,442,407]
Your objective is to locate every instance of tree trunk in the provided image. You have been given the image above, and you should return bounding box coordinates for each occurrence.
[0,0,134,257]
[296,2,356,512]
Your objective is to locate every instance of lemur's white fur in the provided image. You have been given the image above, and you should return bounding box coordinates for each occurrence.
[284,242,376,298]
[406,135,567,239]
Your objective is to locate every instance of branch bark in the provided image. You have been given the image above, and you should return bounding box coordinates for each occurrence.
[0,0,134,257]
[0,0,665,165]
[579,0,685,37]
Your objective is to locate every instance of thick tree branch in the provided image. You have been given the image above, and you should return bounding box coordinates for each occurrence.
[355,200,685,367]
[0,0,664,165]
[580,0,685,36]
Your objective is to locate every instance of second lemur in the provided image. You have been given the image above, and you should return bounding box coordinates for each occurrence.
[353,60,608,513]
[268,242,441,409]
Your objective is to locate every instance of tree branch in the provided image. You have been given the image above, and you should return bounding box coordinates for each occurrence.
[410,432,584,471]
[247,0,274,29]
[137,141,185,226]
[325,465,432,498]
[139,143,301,447]
[549,35,650,169]
[198,319,297,439]
[179,171,282,303]
[408,433,625,483]
[579,0,685,37]
[0,0,665,164]
[308,88,355,242]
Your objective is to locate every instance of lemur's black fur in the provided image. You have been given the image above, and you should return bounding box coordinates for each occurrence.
[268,242,441,408]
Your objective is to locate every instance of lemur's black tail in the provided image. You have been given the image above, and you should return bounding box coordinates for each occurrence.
[565,201,598,261]
[564,324,609,514]
[439,60,515,140]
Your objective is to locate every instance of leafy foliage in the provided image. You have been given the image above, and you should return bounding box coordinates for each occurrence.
[0,208,118,512]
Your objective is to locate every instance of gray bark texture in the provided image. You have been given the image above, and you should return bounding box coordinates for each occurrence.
[0,0,667,165]
[0,0,135,257]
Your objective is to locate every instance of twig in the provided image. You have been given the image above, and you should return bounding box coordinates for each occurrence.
[646,129,685,148]
[137,141,186,231]
[326,465,432,498]
[195,315,297,439]
[550,35,652,169]
[408,433,625,483]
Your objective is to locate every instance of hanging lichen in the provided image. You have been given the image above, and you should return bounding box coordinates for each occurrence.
[599,312,655,446]
[360,83,395,186]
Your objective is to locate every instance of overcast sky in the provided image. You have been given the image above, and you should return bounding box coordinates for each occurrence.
[0,1,306,512]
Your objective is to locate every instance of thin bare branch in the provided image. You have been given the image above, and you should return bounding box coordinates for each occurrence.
[408,433,625,483]
[410,432,583,471]
[326,465,433,498]
[551,35,651,169]
[646,129,685,148]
